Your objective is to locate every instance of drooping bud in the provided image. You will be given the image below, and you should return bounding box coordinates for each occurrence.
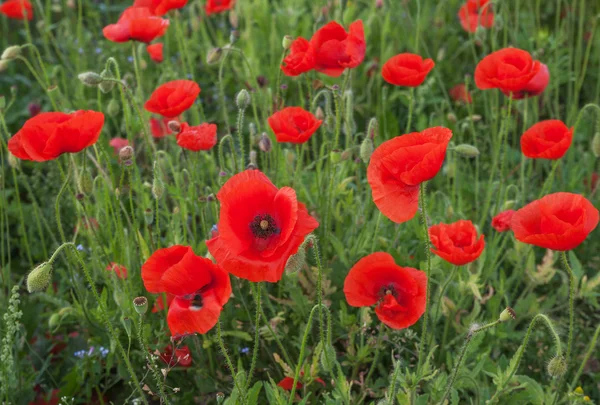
[98,69,116,93]
[499,307,516,322]
[1,45,21,60]
[285,244,306,274]
[258,133,271,152]
[27,262,53,293]
[503,200,516,210]
[152,162,165,200]
[367,117,378,140]
[324,114,335,133]
[168,120,181,133]
[247,150,258,170]
[447,113,457,123]
[282,35,293,50]
[454,144,480,158]
[0,60,9,72]
[122,317,133,338]
[315,106,325,121]
[236,89,251,110]
[78,71,104,87]
[48,313,61,329]
[360,137,374,163]
[119,145,134,161]
[78,169,94,195]
[133,296,148,315]
[547,356,567,378]
[207,48,223,65]
[320,343,336,372]
[592,132,600,158]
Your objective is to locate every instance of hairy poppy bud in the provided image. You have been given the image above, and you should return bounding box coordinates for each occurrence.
[320,343,336,372]
[78,169,94,195]
[119,145,134,161]
[133,296,148,315]
[503,200,516,210]
[167,120,181,133]
[499,307,516,322]
[470,114,482,122]
[98,69,116,93]
[27,262,53,293]
[315,106,325,121]
[547,356,567,378]
[152,177,165,200]
[285,245,306,274]
[447,112,457,123]
[236,89,251,110]
[360,137,374,163]
[207,48,223,65]
[1,45,21,60]
[282,35,293,50]
[78,71,104,87]
[7,152,19,169]
[324,114,335,133]
[248,150,257,168]
[330,150,341,164]
[0,60,9,72]
[454,144,480,158]
[592,132,600,158]
[258,133,272,152]
[122,317,133,338]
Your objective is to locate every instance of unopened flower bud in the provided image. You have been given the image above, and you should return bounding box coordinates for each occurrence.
[8,152,19,169]
[360,137,374,163]
[78,71,104,87]
[216,392,225,404]
[470,114,482,122]
[236,89,251,109]
[98,69,116,93]
[133,296,148,315]
[447,113,457,123]
[27,262,53,293]
[330,150,341,164]
[454,144,480,158]
[320,343,336,372]
[0,60,9,72]
[119,145,134,161]
[78,169,93,195]
[144,208,154,226]
[592,132,600,158]
[152,177,164,200]
[547,356,567,378]
[258,133,272,152]
[107,99,120,117]
[285,245,306,274]
[48,313,61,329]
[324,115,335,133]
[574,387,584,396]
[341,149,352,161]
[315,106,325,121]
[499,307,516,322]
[168,120,181,133]
[282,35,293,50]
[367,117,378,139]
[503,200,516,210]
[1,45,21,60]
[207,48,223,65]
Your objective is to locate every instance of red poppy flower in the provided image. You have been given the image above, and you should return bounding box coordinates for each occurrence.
[159,345,192,367]
[343,252,427,330]
[150,116,176,138]
[205,0,235,15]
[206,170,319,283]
[142,245,231,336]
[133,0,188,16]
[449,83,472,104]
[475,48,544,95]
[511,192,599,251]
[510,63,550,99]
[367,127,452,223]
[106,262,128,279]
[102,7,169,43]
[458,0,494,33]
[267,107,322,144]
[144,80,200,118]
[147,43,164,63]
[381,53,435,87]
[585,173,599,193]
[521,120,573,160]
[29,389,60,405]
[176,122,217,151]
[492,210,516,232]
[429,220,485,265]
[0,0,32,20]
[8,111,104,162]
[109,137,129,155]
[277,374,326,391]
[310,20,366,77]
[281,37,316,76]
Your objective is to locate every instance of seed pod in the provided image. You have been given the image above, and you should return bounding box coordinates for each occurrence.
[499,307,516,322]
[78,71,104,87]
[27,262,53,293]
[360,137,374,163]
[133,296,149,315]
[1,45,21,60]
[282,35,293,50]
[454,144,480,158]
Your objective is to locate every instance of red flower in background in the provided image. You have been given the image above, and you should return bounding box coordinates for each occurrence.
[134,0,188,16]
[429,220,485,265]
[145,80,200,118]
[475,48,548,97]
[521,120,573,160]
[8,111,104,162]
[310,20,365,77]
[159,345,193,367]
[106,262,128,279]
[449,84,472,104]
[277,374,326,391]
[152,294,174,312]
[268,107,322,144]
[176,122,217,151]
[206,170,319,283]
[492,210,516,232]
[150,116,176,138]
[29,389,59,405]
[458,0,494,33]
[367,127,452,223]
[103,7,169,43]
[0,0,32,20]
[344,252,427,330]
[142,245,231,336]
[109,137,129,154]
[381,53,435,87]
[511,192,599,251]
[147,43,164,62]
[281,37,316,76]
[205,0,235,15]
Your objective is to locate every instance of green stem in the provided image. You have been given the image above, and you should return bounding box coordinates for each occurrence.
[137,315,170,405]
[216,320,247,405]
[538,160,560,199]
[417,182,432,371]
[405,87,415,133]
[569,325,600,389]
[244,282,262,393]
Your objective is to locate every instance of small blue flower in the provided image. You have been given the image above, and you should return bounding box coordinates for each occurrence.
[128,56,134,63]
[95,48,102,54]
[76,244,85,252]
[240,347,250,354]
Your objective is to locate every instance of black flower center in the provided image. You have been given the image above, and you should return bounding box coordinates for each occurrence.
[250,214,279,239]
[189,294,203,311]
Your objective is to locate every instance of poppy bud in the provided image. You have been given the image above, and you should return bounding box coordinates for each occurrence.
[152,178,164,200]
[207,48,223,65]
[236,89,251,110]
[360,137,374,163]
[341,149,352,161]
[315,106,325,121]
[249,122,257,138]
[285,245,306,274]
[367,117,378,140]
[119,145,134,161]
[320,343,336,372]
[8,152,19,169]
[249,150,257,167]
[454,144,480,158]
[144,208,154,226]
[122,317,133,338]
[592,132,600,158]
[447,113,457,123]
[258,133,272,152]
[78,169,94,195]
[78,71,104,87]
[229,30,239,44]
[470,114,482,122]
[499,307,516,322]
[0,60,9,72]
[547,356,567,378]
[106,99,120,117]
[99,69,116,93]
[48,313,61,329]
[0,96,5,110]
[330,150,341,164]
[27,262,53,293]
[133,296,148,315]
[1,45,21,60]
[282,35,294,50]
[168,120,181,133]
[445,204,454,218]
[503,200,516,210]
[324,114,335,133]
